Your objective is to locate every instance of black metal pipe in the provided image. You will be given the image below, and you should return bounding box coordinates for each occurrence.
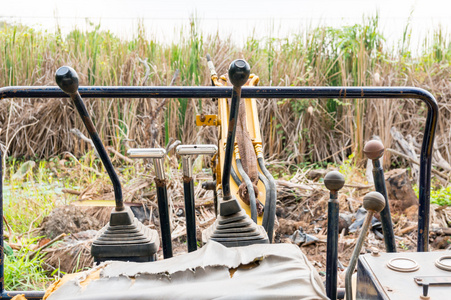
[1,291,45,299]
[231,165,242,186]
[324,171,345,300]
[236,159,258,222]
[326,197,339,300]
[373,159,396,252]
[155,182,173,258]
[183,178,197,252]
[258,157,277,243]
[55,67,124,211]
[258,171,271,232]
[0,85,439,100]
[0,84,438,251]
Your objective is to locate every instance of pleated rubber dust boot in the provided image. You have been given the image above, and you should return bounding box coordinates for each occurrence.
[203,196,268,247]
[92,206,160,263]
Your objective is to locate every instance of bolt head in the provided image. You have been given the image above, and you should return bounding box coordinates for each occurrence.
[228,59,250,87]
[363,140,385,160]
[55,66,79,94]
[363,191,386,213]
[324,171,345,191]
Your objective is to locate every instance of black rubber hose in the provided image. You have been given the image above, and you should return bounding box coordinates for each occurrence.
[259,172,271,234]
[236,159,258,222]
[231,165,242,186]
[258,157,276,242]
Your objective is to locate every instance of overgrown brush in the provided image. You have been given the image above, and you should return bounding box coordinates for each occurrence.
[4,241,49,291]
[1,18,451,167]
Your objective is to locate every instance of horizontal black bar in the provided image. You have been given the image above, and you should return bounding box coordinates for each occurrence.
[1,290,44,299]
[0,86,436,101]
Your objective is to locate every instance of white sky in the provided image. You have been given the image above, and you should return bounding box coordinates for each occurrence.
[2,0,451,48]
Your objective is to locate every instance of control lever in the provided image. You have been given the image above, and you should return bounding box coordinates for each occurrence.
[55,66,124,211]
[221,59,250,207]
[176,144,218,252]
[128,148,173,259]
[202,59,268,247]
[345,191,386,300]
[56,66,159,262]
[364,140,396,252]
[324,171,345,300]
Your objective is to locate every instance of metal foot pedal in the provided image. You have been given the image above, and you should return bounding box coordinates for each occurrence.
[202,197,269,247]
[91,206,160,263]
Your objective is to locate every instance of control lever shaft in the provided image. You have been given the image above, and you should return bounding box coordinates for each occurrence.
[222,59,250,200]
[56,66,124,211]
[128,148,173,259]
[364,140,396,252]
[324,171,345,300]
[345,192,385,300]
[177,145,217,252]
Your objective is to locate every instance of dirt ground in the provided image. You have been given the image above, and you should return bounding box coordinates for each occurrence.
[39,169,451,287]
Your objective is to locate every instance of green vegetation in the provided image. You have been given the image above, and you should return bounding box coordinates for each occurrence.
[2,153,129,290]
[1,17,451,167]
[4,240,48,291]
[414,185,451,206]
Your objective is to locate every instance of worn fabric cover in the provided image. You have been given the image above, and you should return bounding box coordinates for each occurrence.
[46,241,328,300]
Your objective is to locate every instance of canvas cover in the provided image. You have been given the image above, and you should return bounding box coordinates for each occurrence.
[45,241,328,300]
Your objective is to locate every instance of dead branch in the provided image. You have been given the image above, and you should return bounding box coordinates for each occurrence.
[386,148,449,180]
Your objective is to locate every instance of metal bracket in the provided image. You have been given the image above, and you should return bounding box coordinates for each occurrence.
[414,276,451,286]
[196,114,219,126]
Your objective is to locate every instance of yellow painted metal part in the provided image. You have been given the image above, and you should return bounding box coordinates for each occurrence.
[72,200,116,206]
[216,74,266,225]
[71,200,142,207]
[196,114,220,126]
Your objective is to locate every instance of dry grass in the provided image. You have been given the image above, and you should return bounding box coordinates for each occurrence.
[1,18,451,168]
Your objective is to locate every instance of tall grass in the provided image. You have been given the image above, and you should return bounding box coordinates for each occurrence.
[1,18,450,166]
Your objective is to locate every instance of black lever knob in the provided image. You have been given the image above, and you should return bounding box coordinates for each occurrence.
[228,59,250,87]
[55,66,79,94]
[324,171,345,192]
[363,191,386,213]
[363,140,384,160]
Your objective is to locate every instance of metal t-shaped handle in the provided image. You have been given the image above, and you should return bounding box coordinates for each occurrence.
[127,148,172,259]
[128,148,166,179]
[176,145,218,177]
[176,144,217,252]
